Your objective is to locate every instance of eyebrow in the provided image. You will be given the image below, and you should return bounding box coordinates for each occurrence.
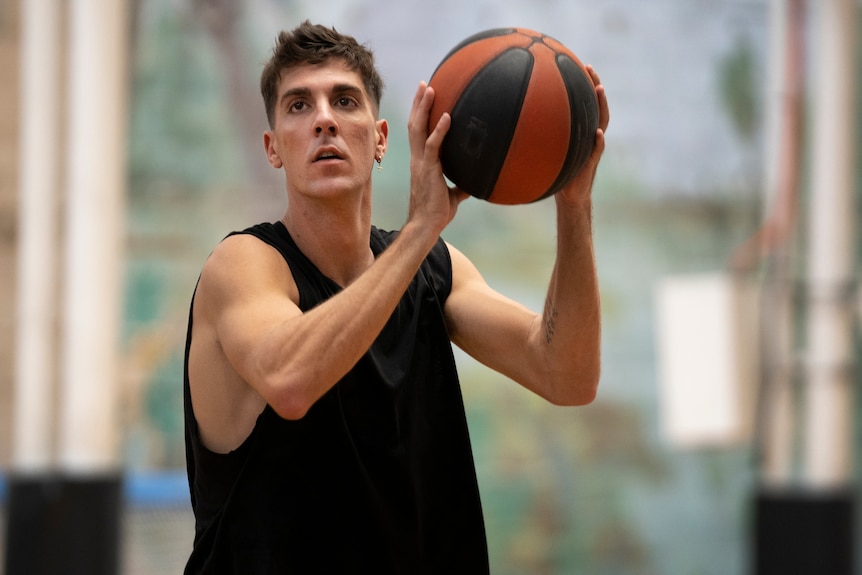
[279,83,365,108]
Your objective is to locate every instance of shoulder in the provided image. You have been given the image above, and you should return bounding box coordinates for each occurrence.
[445,242,482,289]
[417,234,454,300]
[195,231,298,323]
[202,232,289,289]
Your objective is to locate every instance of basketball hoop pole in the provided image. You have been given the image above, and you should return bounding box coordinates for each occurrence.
[801,0,857,492]
[5,1,129,574]
[753,0,858,573]
[11,0,61,478]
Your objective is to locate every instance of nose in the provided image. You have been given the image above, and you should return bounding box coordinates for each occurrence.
[314,103,337,135]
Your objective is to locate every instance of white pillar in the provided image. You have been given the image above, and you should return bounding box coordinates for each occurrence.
[803,0,857,488]
[759,0,805,487]
[13,0,62,473]
[58,0,129,473]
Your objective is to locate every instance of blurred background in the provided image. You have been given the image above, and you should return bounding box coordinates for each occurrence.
[0,0,860,573]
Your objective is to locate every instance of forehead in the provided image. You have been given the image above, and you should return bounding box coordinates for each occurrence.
[278,59,366,96]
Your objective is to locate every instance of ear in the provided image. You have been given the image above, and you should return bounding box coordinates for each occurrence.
[375,119,389,160]
[263,130,283,169]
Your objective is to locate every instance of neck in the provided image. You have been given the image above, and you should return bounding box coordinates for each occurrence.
[282,192,374,287]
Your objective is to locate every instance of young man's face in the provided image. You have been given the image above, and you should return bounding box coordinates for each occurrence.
[263,59,388,201]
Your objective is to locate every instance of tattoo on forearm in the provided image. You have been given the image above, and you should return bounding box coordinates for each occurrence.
[544,301,558,343]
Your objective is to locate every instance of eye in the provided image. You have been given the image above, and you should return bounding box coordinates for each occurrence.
[289,100,308,112]
[335,96,357,108]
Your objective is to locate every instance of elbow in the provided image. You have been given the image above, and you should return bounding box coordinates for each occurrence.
[260,369,316,421]
[252,345,329,421]
[548,364,600,407]
[552,382,598,407]
[271,395,312,421]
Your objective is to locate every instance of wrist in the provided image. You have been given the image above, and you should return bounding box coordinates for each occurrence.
[398,218,441,254]
[556,192,592,215]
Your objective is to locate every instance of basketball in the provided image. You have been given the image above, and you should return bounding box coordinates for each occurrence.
[428,27,598,205]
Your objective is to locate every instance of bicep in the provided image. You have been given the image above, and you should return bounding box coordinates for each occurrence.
[444,244,544,387]
[196,235,302,394]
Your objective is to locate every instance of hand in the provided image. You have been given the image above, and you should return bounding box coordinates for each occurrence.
[558,65,610,207]
[405,82,469,235]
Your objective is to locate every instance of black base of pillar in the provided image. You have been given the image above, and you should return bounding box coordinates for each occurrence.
[753,487,855,575]
[4,473,123,575]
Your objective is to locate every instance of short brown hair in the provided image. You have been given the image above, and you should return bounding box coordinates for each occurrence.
[260,21,385,128]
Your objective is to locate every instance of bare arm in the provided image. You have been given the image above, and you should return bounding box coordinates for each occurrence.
[445,65,609,405]
[193,82,467,423]
[201,220,443,421]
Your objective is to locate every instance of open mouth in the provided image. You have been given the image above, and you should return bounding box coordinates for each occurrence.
[314,150,343,162]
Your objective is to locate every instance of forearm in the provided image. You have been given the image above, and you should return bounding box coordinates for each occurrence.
[536,196,601,403]
[259,85,462,417]
[255,222,440,418]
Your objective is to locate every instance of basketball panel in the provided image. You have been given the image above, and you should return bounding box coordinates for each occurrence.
[489,43,572,204]
[428,32,534,133]
[430,28,516,76]
[442,48,534,200]
[535,55,598,201]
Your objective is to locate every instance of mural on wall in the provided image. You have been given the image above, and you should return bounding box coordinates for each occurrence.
[120,1,807,573]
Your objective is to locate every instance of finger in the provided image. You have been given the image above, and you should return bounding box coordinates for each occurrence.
[407,81,432,150]
[585,65,609,133]
[425,110,451,158]
[579,128,606,179]
[593,127,606,158]
[596,84,610,132]
[410,81,429,112]
[419,83,436,118]
[585,64,602,87]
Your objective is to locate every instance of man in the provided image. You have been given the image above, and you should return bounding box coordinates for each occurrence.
[183,20,608,574]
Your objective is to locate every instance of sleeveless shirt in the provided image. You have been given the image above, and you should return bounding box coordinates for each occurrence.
[183,221,489,574]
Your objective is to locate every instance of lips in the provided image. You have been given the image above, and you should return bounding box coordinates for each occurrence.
[313,148,344,162]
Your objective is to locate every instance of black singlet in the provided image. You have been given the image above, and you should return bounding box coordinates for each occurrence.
[183,221,489,574]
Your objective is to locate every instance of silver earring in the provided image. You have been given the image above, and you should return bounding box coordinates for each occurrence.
[376,156,383,172]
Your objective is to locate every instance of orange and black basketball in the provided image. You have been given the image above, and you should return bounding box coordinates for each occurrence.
[428,27,598,205]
